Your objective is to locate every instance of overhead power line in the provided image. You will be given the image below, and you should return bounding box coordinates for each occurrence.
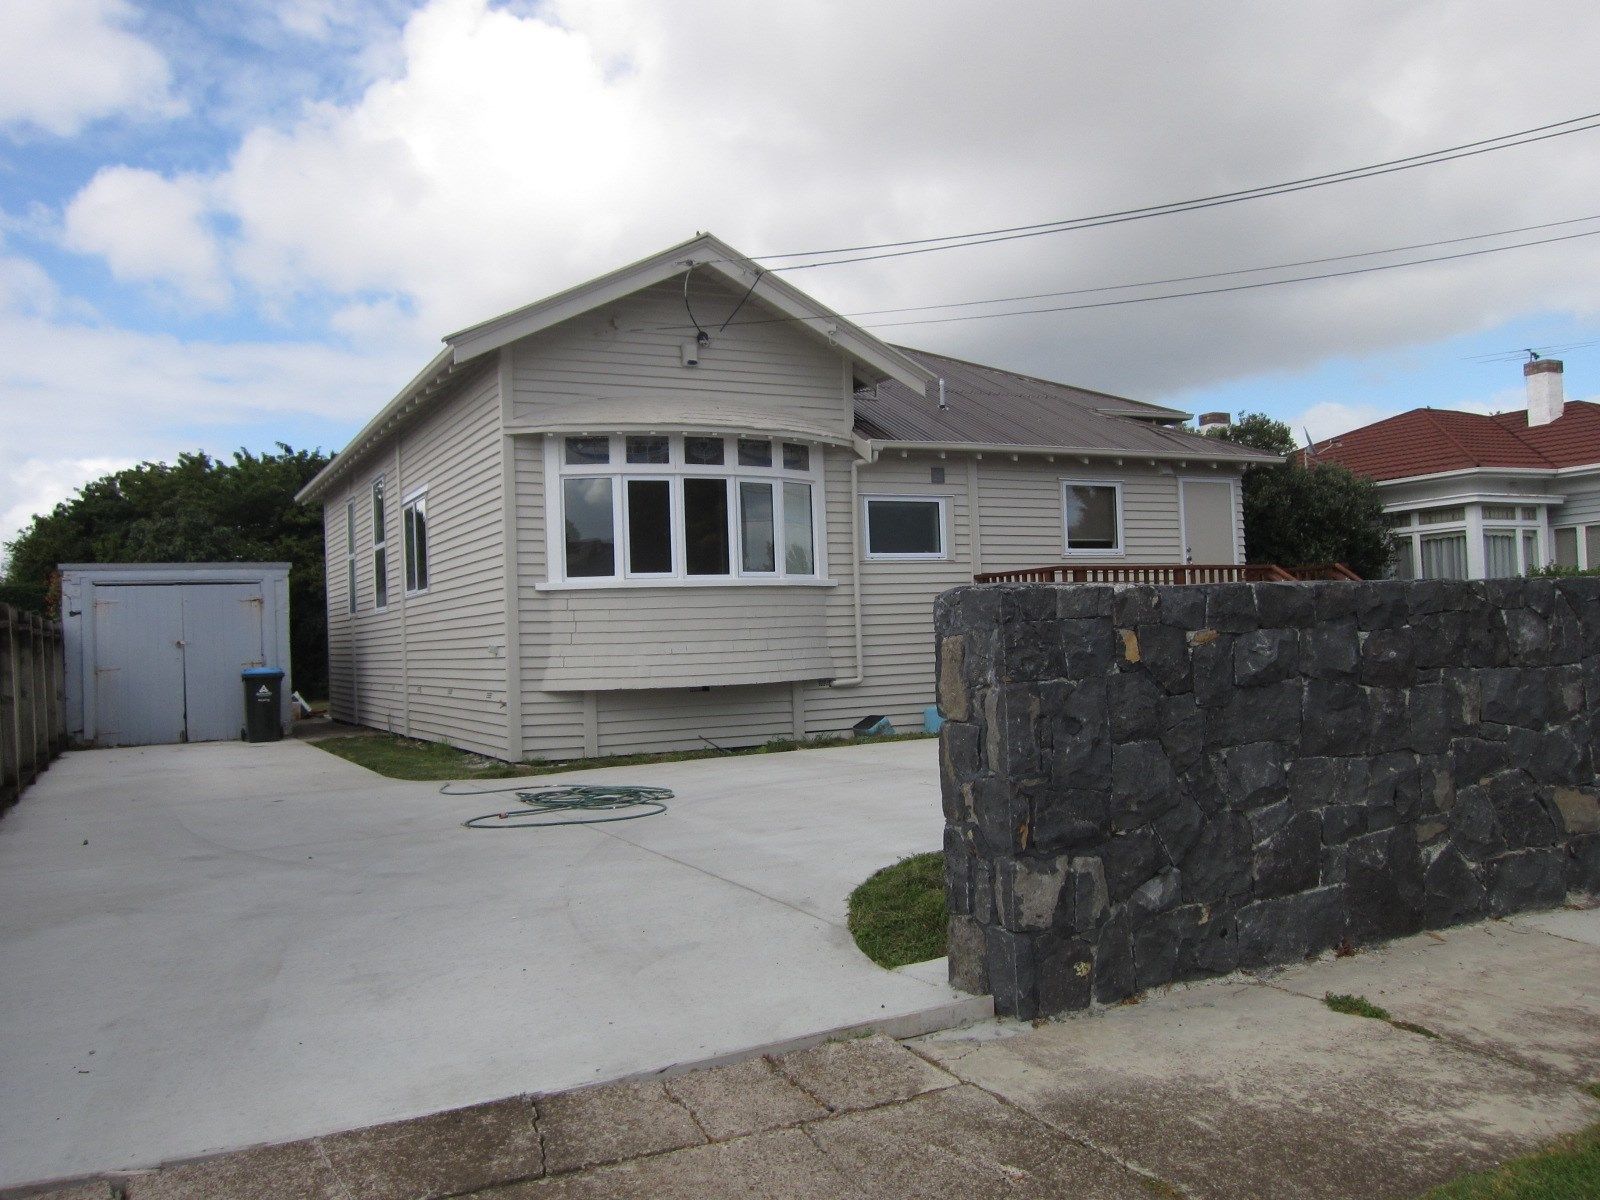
[736,109,1600,271]
[634,214,1600,336]
[857,224,1600,330]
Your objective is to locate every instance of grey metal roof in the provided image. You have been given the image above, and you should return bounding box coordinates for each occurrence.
[856,347,1276,463]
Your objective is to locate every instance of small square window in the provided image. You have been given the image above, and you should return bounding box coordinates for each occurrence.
[782,442,810,471]
[684,436,725,465]
[1064,483,1120,552]
[865,497,945,558]
[625,435,669,464]
[564,436,610,465]
[1520,506,1539,522]
[738,438,772,467]
[1482,504,1517,520]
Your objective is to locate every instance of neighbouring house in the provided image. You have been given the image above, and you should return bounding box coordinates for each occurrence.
[297,234,1275,761]
[1307,358,1600,580]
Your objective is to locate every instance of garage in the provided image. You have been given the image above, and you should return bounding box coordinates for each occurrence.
[61,563,292,747]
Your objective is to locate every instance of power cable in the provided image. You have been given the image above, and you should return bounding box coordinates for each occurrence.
[856,224,1600,330]
[633,216,1600,336]
[733,110,1600,271]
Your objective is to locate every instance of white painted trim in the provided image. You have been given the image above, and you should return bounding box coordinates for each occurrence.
[402,488,430,597]
[535,578,839,592]
[862,494,950,560]
[498,346,523,762]
[370,472,389,613]
[1060,478,1126,557]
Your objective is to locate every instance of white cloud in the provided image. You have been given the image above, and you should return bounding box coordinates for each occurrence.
[24,0,1600,537]
[63,167,229,307]
[0,0,180,136]
[0,455,137,556]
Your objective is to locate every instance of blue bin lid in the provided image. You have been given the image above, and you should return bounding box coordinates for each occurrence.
[242,667,285,679]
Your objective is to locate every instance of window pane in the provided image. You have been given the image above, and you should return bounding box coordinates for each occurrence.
[346,501,356,554]
[1065,485,1118,550]
[1484,531,1517,578]
[403,508,415,591]
[564,435,610,465]
[347,558,357,613]
[626,435,669,464]
[1555,527,1579,568]
[1382,511,1412,528]
[1520,506,1539,521]
[411,500,429,591]
[1522,530,1539,573]
[1482,504,1517,520]
[739,482,776,572]
[1587,525,1600,571]
[374,547,388,608]
[1419,506,1465,525]
[782,442,810,471]
[372,478,385,541]
[1389,537,1416,579]
[684,436,724,465]
[738,438,772,467]
[867,499,942,555]
[1420,533,1468,579]
[684,478,730,575]
[626,480,671,573]
[784,482,814,574]
[563,478,614,577]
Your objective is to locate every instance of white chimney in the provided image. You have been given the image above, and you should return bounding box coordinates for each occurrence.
[1525,358,1564,427]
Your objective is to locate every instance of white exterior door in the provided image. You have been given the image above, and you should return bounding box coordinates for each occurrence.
[179,584,268,742]
[1181,480,1237,564]
[89,582,267,746]
[93,586,187,746]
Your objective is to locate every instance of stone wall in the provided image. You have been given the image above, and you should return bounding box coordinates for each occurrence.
[936,578,1600,1018]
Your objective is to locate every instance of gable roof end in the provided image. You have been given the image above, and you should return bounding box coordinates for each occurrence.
[444,232,937,396]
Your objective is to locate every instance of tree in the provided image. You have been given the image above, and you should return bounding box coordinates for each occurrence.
[2,445,333,693]
[1206,413,1393,579]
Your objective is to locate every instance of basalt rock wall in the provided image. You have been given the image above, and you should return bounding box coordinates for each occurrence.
[936,578,1600,1017]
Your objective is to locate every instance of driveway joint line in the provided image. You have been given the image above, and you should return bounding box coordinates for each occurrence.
[900,1038,1194,1199]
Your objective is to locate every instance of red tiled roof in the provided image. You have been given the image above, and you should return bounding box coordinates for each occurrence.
[1305,400,1600,481]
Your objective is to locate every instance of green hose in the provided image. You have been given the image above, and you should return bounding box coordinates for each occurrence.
[443,781,672,828]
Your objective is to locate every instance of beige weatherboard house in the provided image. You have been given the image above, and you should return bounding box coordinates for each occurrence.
[298,234,1273,761]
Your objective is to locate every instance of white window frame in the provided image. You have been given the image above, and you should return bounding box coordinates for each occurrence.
[544,433,827,587]
[1061,479,1125,557]
[402,485,429,597]
[862,494,949,561]
[371,474,388,612]
[344,498,357,614]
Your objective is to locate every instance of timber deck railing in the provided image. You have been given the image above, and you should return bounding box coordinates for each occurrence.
[1,602,66,815]
[972,562,1361,584]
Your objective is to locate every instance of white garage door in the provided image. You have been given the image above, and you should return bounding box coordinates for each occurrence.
[92,583,268,746]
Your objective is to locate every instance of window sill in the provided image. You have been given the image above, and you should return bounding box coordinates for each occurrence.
[535,577,840,592]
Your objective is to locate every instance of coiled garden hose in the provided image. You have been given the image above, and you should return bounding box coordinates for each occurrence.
[443,781,672,828]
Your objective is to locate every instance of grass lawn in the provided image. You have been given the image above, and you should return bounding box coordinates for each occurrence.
[312,728,935,782]
[1417,1121,1600,1198]
[847,852,947,969]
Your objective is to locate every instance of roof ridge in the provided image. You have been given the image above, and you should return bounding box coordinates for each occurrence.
[1417,408,1482,466]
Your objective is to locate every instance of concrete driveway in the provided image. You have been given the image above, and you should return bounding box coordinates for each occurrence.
[0,736,980,1189]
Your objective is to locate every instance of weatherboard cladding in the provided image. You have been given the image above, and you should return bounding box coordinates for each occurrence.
[1309,400,1600,482]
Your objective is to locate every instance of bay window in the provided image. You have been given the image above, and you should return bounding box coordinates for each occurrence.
[551,433,822,584]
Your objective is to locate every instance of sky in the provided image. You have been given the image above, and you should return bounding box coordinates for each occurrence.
[4,0,1600,554]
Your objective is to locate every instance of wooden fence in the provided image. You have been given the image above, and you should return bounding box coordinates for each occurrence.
[972,562,1362,584]
[1,602,66,814]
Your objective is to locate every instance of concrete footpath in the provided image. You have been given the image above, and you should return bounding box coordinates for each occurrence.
[12,905,1599,1200]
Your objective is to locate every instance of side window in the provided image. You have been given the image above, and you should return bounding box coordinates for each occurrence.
[371,477,388,609]
[864,496,946,559]
[344,499,357,613]
[403,491,429,594]
[1063,482,1122,553]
